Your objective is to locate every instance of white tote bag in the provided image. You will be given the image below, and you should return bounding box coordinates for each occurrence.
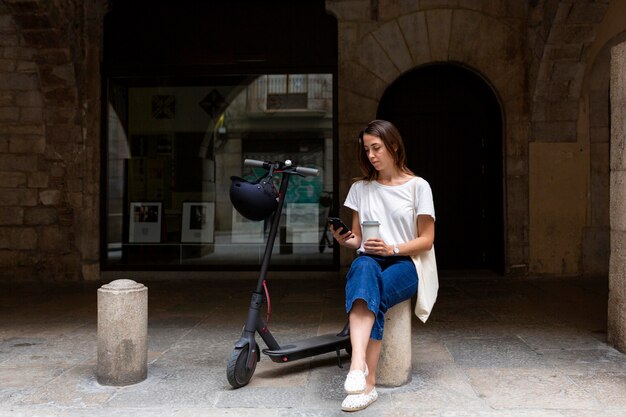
[412,246,439,322]
[410,178,439,323]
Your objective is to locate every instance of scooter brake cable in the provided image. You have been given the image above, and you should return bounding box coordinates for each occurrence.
[261,279,271,332]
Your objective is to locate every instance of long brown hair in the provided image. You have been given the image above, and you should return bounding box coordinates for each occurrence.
[356,119,414,181]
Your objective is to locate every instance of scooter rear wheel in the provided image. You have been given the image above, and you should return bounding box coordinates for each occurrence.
[226,345,257,388]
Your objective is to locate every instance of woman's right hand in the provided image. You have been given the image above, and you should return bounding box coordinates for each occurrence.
[330,225,355,245]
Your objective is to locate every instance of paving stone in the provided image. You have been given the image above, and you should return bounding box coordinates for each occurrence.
[464,368,600,410]
[1,278,626,416]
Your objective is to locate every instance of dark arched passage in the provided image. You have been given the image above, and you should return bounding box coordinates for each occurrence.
[378,64,504,273]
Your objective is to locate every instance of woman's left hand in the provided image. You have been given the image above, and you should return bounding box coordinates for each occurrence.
[363,238,393,256]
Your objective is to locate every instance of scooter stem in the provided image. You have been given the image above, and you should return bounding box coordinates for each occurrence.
[255,172,290,294]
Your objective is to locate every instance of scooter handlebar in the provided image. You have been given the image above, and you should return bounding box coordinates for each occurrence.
[243,159,266,168]
[295,166,319,177]
[243,159,319,177]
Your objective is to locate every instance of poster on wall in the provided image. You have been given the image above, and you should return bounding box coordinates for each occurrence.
[129,202,162,243]
[181,202,215,243]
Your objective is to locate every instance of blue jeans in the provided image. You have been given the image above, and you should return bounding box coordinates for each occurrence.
[345,254,418,340]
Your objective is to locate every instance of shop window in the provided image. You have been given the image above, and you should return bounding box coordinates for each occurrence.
[104,74,336,269]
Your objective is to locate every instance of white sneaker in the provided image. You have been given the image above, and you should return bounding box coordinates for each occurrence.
[341,388,378,412]
[343,364,369,394]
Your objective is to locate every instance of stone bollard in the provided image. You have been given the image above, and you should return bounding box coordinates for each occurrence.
[97,279,148,386]
[376,299,412,386]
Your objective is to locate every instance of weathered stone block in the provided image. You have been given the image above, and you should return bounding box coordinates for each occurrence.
[47,123,81,144]
[551,62,584,82]
[545,100,579,121]
[15,90,43,107]
[610,230,626,300]
[0,171,26,187]
[21,29,63,48]
[39,226,69,252]
[0,154,37,172]
[0,14,15,31]
[43,87,77,107]
[0,33,18,46]
[338,61,387,101]
[357,33,400,84]
[378,0,421,21]
[24,206,57,225]
[2,124,43,135]
[16,60,36,72]
[425,9,452,62]
[582,226,609,276]
[0,226,37,250]
[548,23,595,44]
[397,12,430,65]
[9,134,45,153]
[0,187,36,205]
[27,171,48,188]
[0,207,23,225]
[590,126,609,144]
[0,106,19,121]
[39,189,61,205]
[567,2,608,24]
[610,171,626,232]
[0,72,38,90]
[529,142,587,275]
[20,107,42,122]
[0,90,14,106]
[532,121,577,142]
[588,89,609,128]
[372,20,414,72]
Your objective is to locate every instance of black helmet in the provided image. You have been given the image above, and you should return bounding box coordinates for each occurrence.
[230,175,278,221]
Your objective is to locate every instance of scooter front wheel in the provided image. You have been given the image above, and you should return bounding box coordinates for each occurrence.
[226,345,258,388]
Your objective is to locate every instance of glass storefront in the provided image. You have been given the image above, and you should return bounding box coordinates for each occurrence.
[104,74,336,269]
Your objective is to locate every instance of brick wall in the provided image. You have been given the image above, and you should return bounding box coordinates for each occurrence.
[0,0,104,281]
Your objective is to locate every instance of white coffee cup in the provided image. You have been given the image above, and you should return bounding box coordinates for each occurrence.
[361,220,380,241]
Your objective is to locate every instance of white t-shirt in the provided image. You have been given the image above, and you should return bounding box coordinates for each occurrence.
[344,176,435,253]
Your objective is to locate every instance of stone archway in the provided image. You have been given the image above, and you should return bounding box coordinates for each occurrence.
[331,5,528,274]
[377,63,504,273]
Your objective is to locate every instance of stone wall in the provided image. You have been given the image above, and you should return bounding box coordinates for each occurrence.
[0,0,104,281]
[528,0,611,276]
[608,40,626,352]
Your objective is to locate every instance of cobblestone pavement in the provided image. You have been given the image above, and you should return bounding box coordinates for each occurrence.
[1,275,625,417]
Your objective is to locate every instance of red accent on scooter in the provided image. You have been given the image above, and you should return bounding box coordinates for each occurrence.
[261,279,271,333]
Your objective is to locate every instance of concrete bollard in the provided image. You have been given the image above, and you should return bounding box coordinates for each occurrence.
[376,299,412,386]
[97,279,148,386]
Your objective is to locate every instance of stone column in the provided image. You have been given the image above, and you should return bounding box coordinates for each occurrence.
[608,41,626,353]
[97,279,148,386]
[376,299,412,386]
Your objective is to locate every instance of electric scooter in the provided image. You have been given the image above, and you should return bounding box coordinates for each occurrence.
[226,159,351,388]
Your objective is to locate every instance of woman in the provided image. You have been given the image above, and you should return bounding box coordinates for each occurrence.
[331,120,436,412]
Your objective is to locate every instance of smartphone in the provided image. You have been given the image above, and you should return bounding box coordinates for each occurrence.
[327,217,351,235]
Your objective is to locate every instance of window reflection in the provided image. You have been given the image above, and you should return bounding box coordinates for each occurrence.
[105,74,335,268]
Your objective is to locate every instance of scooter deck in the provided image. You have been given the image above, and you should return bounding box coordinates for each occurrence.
[262,333,351,363]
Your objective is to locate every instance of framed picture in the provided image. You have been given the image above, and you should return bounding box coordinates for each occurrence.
[181,202,215,243]
[129,202,162,243]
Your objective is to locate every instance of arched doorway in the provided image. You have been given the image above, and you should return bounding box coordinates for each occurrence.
[378,63,504,273]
